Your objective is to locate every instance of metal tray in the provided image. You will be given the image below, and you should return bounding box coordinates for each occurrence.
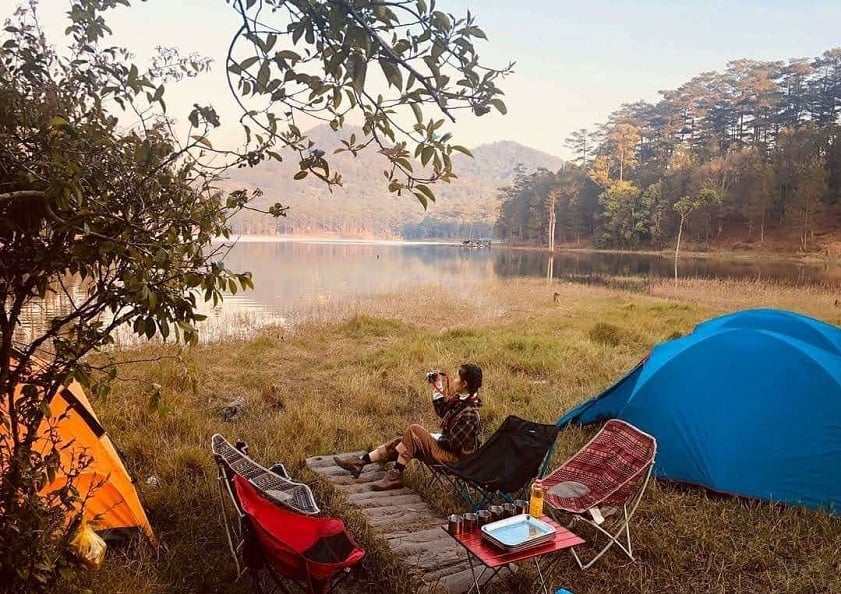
[480,514,556,552]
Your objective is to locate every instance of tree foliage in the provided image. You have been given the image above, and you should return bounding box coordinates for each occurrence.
[0,0,508,590]
[498,47,841,252]
[226,0,511,207]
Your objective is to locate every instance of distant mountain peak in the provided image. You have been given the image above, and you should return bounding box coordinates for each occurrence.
[453,140,563,181]
[226,125,564,237]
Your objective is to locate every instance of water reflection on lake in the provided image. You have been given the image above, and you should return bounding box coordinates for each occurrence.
[496,249,841,286]
[17,238,841,344]
[207,238,840,339]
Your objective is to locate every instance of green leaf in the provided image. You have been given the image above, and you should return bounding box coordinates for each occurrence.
[467,26,487,40]
[451,145,473,158]
[379,59,403,90]
[239,56,259,71]
[489,98,507,115]
[432,11,451,32]
[145,318,156,339]
[292,23,305,45]
[265,33,277,53]
[276,50,300,62]
[257,61,270,92]
[191,135,213,149]
[348,54,367,95]
[421,145,434,167]
[415,183,436,203]
[410,102,423,123]
[293,170,309,180]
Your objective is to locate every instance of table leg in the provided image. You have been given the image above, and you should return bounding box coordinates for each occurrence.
[533,557,548,594]
[465,549,481,594]
[464,552,506,594]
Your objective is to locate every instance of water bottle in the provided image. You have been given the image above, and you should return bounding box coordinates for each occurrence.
[529,479,545,518]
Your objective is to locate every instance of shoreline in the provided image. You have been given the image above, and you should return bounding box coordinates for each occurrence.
[218,235,839,263]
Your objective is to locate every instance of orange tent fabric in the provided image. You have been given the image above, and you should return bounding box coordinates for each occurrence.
[2,372,153,541]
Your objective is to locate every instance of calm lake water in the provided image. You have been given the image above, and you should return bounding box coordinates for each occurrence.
[18,238,841,344]
[210,238,840,337]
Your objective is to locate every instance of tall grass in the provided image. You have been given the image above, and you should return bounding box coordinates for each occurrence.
[71,278,841,594]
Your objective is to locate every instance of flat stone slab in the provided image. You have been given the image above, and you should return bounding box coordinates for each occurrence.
[306,453,509,593]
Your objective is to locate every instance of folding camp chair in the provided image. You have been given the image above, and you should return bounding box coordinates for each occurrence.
[427,415,560,511]
[542,419,657,570]
[212,434,319,514]
[211,434,364,593]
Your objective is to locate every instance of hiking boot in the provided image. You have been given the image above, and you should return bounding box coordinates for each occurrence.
[333,455,365,478]
[371,468,403,491]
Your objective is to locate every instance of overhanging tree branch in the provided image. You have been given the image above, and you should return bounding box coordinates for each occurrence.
[0,190,46,203]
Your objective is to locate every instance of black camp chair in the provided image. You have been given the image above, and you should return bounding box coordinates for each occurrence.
[426,415,560,511]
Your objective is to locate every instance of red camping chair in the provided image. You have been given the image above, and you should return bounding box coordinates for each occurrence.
[212,434,364,593]
[543,419,657,569]
[234,476,365,594]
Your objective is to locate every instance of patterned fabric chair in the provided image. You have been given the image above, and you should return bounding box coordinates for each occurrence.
[543,419,657,569]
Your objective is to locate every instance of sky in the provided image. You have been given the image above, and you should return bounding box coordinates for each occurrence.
[17,0,841,159]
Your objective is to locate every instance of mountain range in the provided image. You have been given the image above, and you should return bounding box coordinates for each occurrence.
[225,124,563,238]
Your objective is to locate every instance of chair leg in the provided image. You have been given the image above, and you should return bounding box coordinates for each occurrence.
[567,504,637,570]
[555,463,654,570]
[217,469,245,577]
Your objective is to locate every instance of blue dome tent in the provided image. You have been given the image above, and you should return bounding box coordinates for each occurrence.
[558,308,841,513]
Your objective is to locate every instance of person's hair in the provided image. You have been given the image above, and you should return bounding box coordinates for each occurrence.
[458,363,483,396]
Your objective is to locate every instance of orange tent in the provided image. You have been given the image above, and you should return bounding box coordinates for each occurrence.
[2,371,153,541]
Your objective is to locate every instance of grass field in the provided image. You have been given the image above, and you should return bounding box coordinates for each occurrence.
[73,277,841,594]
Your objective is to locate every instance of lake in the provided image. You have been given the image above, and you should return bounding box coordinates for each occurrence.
[205,238,841,338]
[17,238,841,344]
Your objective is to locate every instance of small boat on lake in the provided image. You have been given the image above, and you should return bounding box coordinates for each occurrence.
[461,238,492,248]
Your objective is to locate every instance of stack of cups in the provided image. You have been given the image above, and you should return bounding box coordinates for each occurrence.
[449,501,532,536]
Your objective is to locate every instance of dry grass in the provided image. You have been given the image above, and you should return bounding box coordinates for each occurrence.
[69,277,841,594]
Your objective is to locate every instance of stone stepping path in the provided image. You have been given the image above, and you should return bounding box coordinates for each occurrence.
[306,452,511,593]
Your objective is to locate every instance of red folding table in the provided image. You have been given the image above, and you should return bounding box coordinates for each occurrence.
[444,516,584,593]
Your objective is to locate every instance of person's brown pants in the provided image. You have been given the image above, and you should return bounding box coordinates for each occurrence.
[391,424,460,467]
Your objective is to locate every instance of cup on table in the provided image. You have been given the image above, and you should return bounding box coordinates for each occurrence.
[502,502,517,517]
[488,505,504,522]
[477,509,493,526]
[448,514,463,535]
[462,512,479,532]
[514,499,529,515]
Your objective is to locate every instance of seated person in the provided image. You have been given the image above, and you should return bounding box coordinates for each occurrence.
[334,363,483,491]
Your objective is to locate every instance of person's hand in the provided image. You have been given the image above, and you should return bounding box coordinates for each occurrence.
[430,371,446,393]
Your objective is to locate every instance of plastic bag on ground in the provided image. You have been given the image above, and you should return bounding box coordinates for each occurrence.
[69,517,107,570]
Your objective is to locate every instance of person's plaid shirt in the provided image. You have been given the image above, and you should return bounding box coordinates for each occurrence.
[432,392,481,454]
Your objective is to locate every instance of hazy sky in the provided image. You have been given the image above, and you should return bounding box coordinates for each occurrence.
[19,1,841,159]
